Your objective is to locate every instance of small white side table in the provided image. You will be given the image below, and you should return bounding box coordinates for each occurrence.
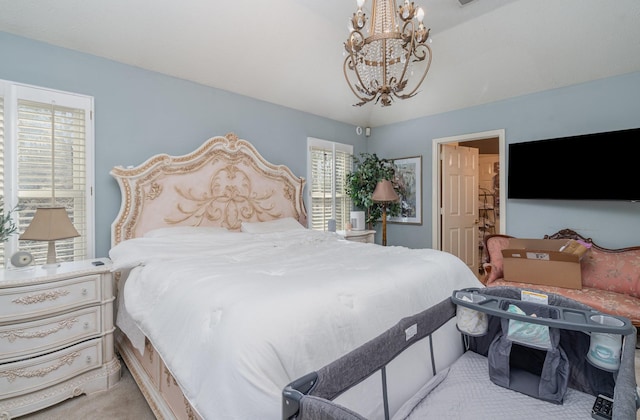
[337,229,376,244]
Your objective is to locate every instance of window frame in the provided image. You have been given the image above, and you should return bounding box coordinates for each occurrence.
[0,79,95,267]
[306,137,353,232]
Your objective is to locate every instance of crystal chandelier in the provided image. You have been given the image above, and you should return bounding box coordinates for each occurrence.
[344,0,432,107]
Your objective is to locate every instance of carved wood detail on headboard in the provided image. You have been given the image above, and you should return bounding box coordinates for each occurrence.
[110,133,307,246]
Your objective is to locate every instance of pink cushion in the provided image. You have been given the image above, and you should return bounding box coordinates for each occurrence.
[484,236,511,284]
[488,279,640,326]
[581,248,640,298]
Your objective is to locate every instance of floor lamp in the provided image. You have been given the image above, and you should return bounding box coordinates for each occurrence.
[371,179,399,246]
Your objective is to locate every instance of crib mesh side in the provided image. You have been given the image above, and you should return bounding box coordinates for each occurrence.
[283,297,456,420]
[298,396,367,420]
[614,331,638,420]
[310,298,456,402]
[285,287,639,420]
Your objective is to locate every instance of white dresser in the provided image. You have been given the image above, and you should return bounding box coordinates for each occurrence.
[0,259,121,419]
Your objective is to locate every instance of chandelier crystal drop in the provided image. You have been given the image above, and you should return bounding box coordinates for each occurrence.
[344,0,432,107]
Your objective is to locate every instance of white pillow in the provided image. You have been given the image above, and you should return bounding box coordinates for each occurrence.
[240,217,305,234]
[143,226,232,238]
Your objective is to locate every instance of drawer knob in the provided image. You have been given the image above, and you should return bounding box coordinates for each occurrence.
[84,322,90,329]
[86,356,92,364]
[81,288,88,296]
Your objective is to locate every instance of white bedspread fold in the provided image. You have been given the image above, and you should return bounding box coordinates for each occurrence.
[110,229,482,420]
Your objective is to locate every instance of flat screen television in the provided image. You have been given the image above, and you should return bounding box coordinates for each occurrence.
[508,127,640,201]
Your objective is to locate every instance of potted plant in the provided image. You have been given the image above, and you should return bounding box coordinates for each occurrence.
[345,153,405,228]
[0,203,18,243]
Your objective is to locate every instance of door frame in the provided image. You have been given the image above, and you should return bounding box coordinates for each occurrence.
[432,129,506,251]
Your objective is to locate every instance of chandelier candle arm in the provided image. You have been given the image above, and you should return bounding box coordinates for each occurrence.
[343,0,432,107]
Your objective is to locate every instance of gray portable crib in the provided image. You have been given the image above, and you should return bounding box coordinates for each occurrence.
[283,286,639,420]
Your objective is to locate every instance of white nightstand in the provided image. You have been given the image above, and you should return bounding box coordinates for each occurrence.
[0,258,121,418]
[337,229,376,244]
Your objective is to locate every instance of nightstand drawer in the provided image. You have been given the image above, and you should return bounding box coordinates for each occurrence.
[0,306,101,362]
[0,275,101,323]
[0,338,103,398]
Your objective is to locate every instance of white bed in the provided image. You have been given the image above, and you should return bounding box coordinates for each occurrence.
[109,133,482,419]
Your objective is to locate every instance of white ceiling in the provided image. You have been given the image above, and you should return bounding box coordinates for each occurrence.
[1,0,639,128]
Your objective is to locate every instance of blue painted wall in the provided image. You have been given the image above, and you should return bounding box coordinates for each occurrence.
[2,32,639,254]
[0,32,366,257]
[369,71,640,249]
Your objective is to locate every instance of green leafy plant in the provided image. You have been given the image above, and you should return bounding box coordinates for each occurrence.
[345,153,405,228]
[0,204,18,243]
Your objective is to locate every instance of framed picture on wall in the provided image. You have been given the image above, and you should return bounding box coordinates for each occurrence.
[389,155,422,225]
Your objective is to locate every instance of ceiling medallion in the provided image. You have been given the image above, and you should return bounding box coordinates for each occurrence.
[344,0,432,107]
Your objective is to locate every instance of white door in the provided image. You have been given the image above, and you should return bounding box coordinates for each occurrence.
[441,144,479,274]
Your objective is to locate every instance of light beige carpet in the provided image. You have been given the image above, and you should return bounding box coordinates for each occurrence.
[20,359,154,420]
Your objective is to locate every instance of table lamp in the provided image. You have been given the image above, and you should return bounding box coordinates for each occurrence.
[20,207,80,268]
[371,179,399,246]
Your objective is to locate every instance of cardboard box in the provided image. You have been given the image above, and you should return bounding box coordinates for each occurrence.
[501,238,586,289]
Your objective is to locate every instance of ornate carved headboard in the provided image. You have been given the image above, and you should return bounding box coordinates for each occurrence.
[110,133,307,246]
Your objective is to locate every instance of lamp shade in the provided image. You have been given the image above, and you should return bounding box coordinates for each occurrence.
[20,207,80,241]
[371,180,399,203]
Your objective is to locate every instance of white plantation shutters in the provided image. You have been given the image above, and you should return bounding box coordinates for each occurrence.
[0,96,5,264]
[0,81,94,268]
[310,147,332,230]
[17,100,87,262]
[0,96,4,190]
[0,94,7,266]
[307,138,353,231]
[334,147,352,230]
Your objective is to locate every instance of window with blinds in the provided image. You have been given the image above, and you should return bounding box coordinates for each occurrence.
[0,81,94,268]
[307,138,353,231]
[0,95,7,265]
[0,96,5,258]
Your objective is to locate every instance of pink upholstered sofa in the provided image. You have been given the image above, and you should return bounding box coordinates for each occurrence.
[483,229,640,327]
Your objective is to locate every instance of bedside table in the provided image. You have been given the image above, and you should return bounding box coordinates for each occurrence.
[0,258,121,418]
[337,230,376,244]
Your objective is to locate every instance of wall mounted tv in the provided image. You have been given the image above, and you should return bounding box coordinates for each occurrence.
[508,127,640,201]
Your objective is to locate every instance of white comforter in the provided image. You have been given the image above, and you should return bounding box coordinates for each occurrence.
[110,228,482,420]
